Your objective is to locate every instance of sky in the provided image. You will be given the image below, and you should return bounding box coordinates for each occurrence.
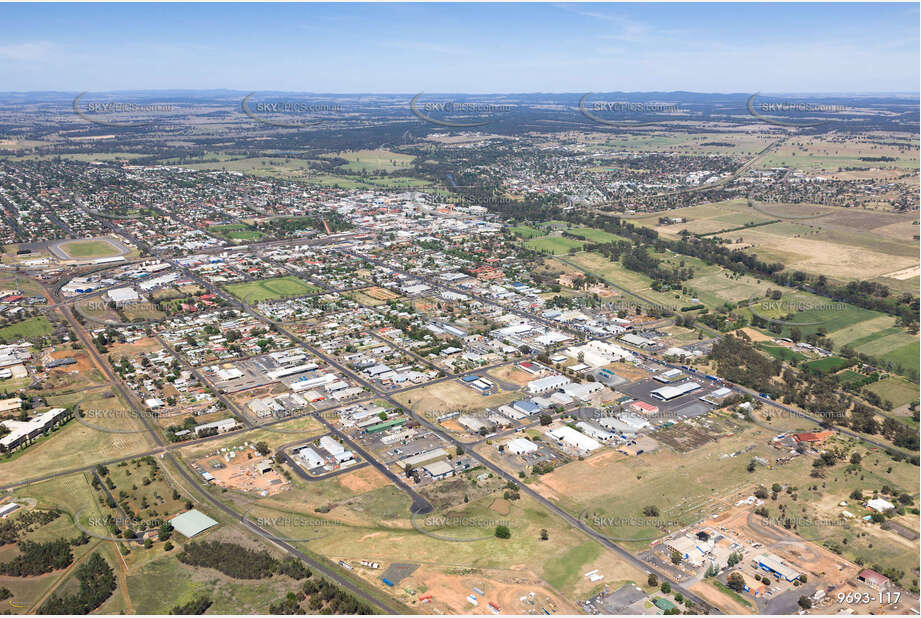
[0,3,918,93]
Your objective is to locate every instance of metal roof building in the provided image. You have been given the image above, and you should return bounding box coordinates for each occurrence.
[650,380,701,401]
[170,509,219,538]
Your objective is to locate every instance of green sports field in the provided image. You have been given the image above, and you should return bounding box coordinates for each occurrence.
[525,235,585,254]
[58,239,122,258]
[209,223,265,242]
[802,356,852,374]
[224,276,320,302]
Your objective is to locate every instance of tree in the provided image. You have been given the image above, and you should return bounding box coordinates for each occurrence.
[647,574,658,587]
[158,522,173,542]
[660,582,671,594]
[254,442,270,456]
[642,505,660,517]
[539,529,549,541]
[670,549,682,565]
[494,525,511,539]
[727,572,746,592]
[798,596,812,610]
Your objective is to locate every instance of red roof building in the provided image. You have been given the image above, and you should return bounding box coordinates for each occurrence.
[793,430,835,444]
[857,569,889,590]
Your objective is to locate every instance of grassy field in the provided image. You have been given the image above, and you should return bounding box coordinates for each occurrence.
[865,377,920,409]
[224,276,320,302]
[755,135,919,171]
[0,316,52,341]
[558,250,768,311]
[566,227,631,243]
[802,356,852,374]
[627,199,919,284]
[751,293,920,376]
[126,551,297,614]
[509,225,544,239]
[0,392,156,485]
[57,239,122,258]
[529,417,829,548]
[758,343,806,363]
[324,149,415,173]
[209,223,265,242]
[524,235,585,255]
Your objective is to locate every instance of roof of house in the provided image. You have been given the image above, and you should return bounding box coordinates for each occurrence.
[858,569,890,586]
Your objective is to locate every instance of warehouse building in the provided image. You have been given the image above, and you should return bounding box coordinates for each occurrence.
[754,553,801,582]
[296,447,325,469]
[526,374,571,395]
[547,425,601,453]
[650,381,701,401]
[505,437,538,455]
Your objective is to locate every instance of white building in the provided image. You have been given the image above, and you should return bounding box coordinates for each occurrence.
[107,287,140,305]
[561,381,604,401]
[505,437,538,455]
[866,498,895,513]
[564,340,633,367]
[650,381,701,401]
[527,374,571,395]
[547,425,602,453]
[194,418,238,436]
[576,421,615,442]
[297,447,325,468]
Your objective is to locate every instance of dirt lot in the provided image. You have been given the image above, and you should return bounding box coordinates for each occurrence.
[394,380,520,416]
[196,448,289,496]
[654,421,721,452]
[398,564,579,615]
[337,465,391,493]
[485,364,533,387]
[605,361,651,382]
[42,347,102,389]
[734,327,774,342]
[714,505,857,587]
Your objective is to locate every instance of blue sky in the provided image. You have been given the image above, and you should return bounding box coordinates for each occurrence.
[0,3,917,93]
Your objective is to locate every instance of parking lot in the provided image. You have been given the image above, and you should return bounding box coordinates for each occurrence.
[619,377,724,421]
